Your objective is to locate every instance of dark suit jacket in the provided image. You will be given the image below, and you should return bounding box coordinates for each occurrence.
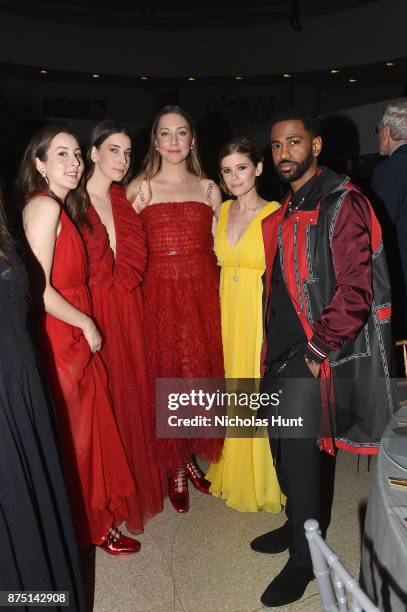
[372,143,407,333]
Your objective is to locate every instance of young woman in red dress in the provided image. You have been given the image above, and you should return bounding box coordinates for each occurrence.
[79,120,164,533]
[126,106,224,513]
[19,126,140,554]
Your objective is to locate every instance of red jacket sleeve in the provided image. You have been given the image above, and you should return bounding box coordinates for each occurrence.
[306,191,373,362]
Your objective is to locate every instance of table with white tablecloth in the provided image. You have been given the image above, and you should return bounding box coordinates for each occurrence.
[361,407,407,612]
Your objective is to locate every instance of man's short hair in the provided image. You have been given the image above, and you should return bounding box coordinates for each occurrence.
[270,106,321,138]
[380,99,407,140]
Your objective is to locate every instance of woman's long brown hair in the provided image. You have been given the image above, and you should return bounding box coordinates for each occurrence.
[17,124,88,225]
[0,190,12,265]
[217,136,263,196]
[78,119,132,226]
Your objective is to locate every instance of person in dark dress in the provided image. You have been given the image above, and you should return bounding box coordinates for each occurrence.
[371,99,407,338]
[0,192,85,610]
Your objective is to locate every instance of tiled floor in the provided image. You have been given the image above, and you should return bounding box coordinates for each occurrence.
[92,451,374,612]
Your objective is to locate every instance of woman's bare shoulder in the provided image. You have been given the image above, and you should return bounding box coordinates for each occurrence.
[126,177,143,202]
[199,178,222,211]
[126,178,149,211]
[24,194,61,219]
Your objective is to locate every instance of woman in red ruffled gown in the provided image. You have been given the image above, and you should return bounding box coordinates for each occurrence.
[19,126,140,554]
[127,106,224,513]
[80,120,164,533]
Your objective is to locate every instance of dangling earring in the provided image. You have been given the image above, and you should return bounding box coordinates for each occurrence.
[190,144,194,151]
[40,170,47,181]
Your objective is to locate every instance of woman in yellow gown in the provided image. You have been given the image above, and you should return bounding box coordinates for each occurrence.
[206,137,284,512]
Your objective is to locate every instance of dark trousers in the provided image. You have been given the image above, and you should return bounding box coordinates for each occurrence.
[262,350,325,566]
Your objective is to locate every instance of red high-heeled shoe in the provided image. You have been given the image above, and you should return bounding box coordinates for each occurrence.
[98,528,141,555]
[168,467,189,513]
[185,458,211,494]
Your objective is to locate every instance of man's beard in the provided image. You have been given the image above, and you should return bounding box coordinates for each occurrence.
[274,149,314,184]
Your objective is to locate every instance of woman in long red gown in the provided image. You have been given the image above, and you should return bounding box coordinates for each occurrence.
[80,120,164,533]
[19,126,140,554]
[127,106,224,513]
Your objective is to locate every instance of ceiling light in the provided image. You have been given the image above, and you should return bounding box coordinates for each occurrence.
[282,73,292,78]
[348,78,358,83]
[91,73,101,79]
[386,61,396,67]
[40,69,48,75]
[235,76,243,80]
[140,76,149,80]
[187,76,196,81]
[330,69,340,74]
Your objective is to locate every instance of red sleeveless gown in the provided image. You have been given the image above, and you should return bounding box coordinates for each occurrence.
[37,204,135,547]
[82,185,164,534]
[140,201,224,473]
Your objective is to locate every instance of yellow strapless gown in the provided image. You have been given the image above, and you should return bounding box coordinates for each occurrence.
[206,200,285,512]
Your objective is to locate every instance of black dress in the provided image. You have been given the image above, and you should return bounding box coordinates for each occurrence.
[0,245,85,611]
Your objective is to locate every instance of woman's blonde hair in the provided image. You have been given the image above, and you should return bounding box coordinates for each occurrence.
[129,105,205,205]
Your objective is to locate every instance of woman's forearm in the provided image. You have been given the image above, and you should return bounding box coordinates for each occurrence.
[43,285,91,332]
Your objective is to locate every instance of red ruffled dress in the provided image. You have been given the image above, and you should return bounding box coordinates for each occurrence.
[37,204,135,548]
[82,185,164,533]
[140,201,224,473]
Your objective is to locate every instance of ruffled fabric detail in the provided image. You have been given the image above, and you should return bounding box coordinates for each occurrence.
[83,185,147,293]
[82,204,114,290]
[110,185,147,292]
[82,186,163,534]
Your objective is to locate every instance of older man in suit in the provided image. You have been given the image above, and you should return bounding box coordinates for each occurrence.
[372,100,407,337]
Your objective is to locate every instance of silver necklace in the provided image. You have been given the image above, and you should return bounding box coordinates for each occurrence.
[229,200,261,246]
[229,201,262,283]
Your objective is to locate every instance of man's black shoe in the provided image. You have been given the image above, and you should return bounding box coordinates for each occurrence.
[260,558,315,607]
[250,522,289,554]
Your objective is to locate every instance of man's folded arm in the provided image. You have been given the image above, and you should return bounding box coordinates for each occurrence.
[305,192,373,364]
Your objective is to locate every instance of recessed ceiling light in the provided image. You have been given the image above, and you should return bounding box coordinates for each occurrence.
[140,76,149,80]
[187,76,196,81]
[40,69,48,75]
[330,69,340,74]
[283,73,292,78]
[91,73,101,79]
[235,76,243,80]
[386,61,396,67]
[348,78,358,83]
